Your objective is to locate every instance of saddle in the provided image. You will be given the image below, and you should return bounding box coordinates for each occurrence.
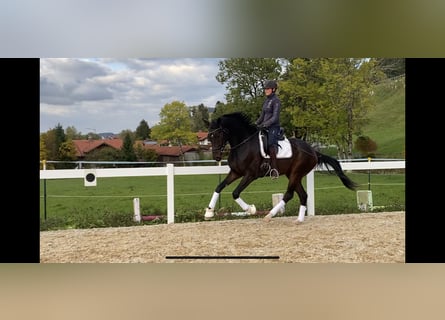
[258,129,292,159]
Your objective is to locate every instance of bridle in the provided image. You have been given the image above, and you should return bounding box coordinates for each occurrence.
[208,127,229,153]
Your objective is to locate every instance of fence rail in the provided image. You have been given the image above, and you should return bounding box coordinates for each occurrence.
[40,160,405,224]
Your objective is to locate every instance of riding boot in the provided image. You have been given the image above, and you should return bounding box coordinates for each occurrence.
[268,146,279,179]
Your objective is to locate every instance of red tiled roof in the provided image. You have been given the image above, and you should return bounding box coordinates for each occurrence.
[74,136,204,158]
[143,145,197,156]
[72,139,123,157]
[196,131,208,141]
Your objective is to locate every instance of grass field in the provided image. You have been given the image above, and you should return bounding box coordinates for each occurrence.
[359,77,405,158]
[40,171,405,230]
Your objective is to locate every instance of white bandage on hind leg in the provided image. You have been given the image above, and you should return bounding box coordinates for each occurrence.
[297,205,307,222]
[269,199,285,217]
[235,197,250,211]
[208,192,220,209]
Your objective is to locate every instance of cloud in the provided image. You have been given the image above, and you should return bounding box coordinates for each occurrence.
[40,58,226,133]
[40,58,113,105]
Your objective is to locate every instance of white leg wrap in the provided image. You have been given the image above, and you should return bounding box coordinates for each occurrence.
[208,192,219,209]
[269,200,286,218]
[246,204,256,215]
[204,207,214,219]
[235,197,250,211]
[205,192,220,220]
[297,205,307,222]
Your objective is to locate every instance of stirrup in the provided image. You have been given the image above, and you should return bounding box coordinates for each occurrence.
[261,163,271,177]
[270,168,279,179]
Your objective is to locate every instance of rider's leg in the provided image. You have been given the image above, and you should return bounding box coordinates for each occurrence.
[268,144,279,179]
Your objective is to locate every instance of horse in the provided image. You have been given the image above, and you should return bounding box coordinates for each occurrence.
[204,112,358,223]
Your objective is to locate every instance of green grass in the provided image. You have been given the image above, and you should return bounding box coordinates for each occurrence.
[40,171,405,230]
[356,77,405,158]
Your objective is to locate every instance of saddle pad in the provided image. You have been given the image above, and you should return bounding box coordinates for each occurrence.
[259,132,293,159]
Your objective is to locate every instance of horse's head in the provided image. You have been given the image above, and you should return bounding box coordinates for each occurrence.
[205,112,256,161]
[207,118,229,162]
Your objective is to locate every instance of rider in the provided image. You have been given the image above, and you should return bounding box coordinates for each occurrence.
[256,80,281,179]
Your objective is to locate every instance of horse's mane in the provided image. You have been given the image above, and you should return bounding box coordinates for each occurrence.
[220,112,256,132]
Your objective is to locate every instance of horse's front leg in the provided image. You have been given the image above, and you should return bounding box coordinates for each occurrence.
[231,175,258,215]
[204,171,241,220]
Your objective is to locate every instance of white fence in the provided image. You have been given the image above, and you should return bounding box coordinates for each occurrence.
[40,160,405,224]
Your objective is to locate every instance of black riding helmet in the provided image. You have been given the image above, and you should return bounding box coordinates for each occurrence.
[264,80,278,90]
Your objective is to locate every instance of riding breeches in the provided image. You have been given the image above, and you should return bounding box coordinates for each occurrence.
[266,126,281,148]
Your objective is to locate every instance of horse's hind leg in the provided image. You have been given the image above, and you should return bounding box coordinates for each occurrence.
[263,179,297,222]
[293,181,308,223]
[264,175,308,223]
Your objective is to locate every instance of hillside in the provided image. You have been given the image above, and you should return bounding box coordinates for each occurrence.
[358,75,405,159]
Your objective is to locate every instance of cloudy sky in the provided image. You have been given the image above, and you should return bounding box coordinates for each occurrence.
[40,58,227,134]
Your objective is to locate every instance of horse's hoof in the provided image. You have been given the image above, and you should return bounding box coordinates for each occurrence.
[294,219,304,224]
[263,213,272,222]
[246,204,256,215]
[204,208,214,220]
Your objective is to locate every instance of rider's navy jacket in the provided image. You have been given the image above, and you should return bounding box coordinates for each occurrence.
[256,93,281,128]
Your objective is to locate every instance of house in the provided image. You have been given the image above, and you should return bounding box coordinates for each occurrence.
[140,144,200,162]
[72,139,123,158]
[196,131,210,146]
[72,131,209,162]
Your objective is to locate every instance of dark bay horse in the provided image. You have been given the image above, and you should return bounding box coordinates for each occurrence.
[204,112,358,223]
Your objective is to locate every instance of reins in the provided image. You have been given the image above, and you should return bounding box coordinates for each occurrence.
[209,127,259,152]
[228,130,259,150]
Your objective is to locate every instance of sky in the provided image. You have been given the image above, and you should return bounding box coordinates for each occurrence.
[40,58,227,134]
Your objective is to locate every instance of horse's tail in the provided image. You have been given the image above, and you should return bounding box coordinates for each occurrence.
[316,151,359,191]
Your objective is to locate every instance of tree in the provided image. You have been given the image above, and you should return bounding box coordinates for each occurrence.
[40,135,48,169]
[280,58,385,159]
[84,147,121,162]
[121,132,137,161]
[117,129,136,141]
[58,140,78,168]
[135,119,151,140]
[354,135,378,157]
[150,100,197,146]
[372,58,405,78]
[41,123,66,161]
[65,126,83,140]
[134,143,158,162]
[54,123,66,149]
[211,100,240,122]
[190,104,210,132]
[215,58,283,122]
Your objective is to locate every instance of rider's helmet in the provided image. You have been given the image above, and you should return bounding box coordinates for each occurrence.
[264,80,278,91]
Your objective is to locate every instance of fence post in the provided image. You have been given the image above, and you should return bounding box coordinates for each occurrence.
[133,198,141,222]
[166,163,175,224]
[307,169,315,216]
[42,160,48,220]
